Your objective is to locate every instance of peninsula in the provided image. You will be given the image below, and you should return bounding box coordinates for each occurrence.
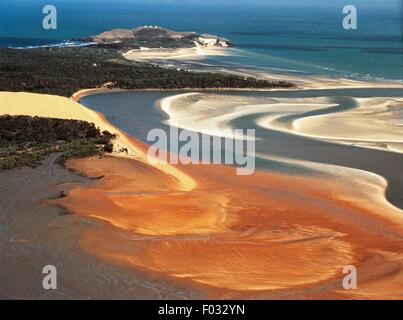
[0,29,292,97]
[82,26,231,49]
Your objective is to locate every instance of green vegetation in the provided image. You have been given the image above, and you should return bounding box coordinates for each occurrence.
[0,46,295,97]
[0,115,115,171]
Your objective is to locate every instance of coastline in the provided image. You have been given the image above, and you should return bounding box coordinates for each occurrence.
[70,56,403,104]
[0,91,196,191]
[1,66,403,298]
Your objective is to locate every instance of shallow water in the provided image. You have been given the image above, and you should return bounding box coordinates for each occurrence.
[81,87,403,209]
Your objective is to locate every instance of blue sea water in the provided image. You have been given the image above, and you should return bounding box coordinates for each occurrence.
[0,0,402,80]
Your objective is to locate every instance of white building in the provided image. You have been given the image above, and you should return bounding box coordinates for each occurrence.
[198,36,229,48]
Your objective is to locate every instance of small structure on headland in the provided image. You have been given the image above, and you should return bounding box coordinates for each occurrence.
[196,35,230,48]
[84,26,231,49]
[97,81,118,89]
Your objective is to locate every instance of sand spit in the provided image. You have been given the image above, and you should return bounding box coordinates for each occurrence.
[120,45,403,91]
[123,46,232,62]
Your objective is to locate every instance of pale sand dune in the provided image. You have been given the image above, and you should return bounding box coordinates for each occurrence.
[120,44,403,91]
[125,50,403,90]
[0,91,101,122]
[123,46,231,62]
[0,92,196,192]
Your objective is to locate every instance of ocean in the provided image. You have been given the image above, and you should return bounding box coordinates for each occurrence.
[0,0,402,80]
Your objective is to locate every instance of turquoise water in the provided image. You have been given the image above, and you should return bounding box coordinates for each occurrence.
[0,0,402,80]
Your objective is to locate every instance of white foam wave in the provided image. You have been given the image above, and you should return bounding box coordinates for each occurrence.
[10,40,97,50]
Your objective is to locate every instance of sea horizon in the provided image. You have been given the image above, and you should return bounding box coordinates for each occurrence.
[0,0,402,80]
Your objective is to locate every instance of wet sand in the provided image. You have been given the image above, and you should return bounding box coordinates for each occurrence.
[2,149,403,299]
[0,155,200,299]
[57,147,403,299]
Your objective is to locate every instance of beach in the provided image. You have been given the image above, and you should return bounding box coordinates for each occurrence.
[123,46,231,62]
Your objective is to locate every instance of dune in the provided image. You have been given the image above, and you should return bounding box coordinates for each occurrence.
[124,51,403,91]
[0,92,196,191]
[0,91,103,122]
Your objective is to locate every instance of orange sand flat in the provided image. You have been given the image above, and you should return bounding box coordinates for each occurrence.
[56,136,403,299]
[3,91,402,298]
